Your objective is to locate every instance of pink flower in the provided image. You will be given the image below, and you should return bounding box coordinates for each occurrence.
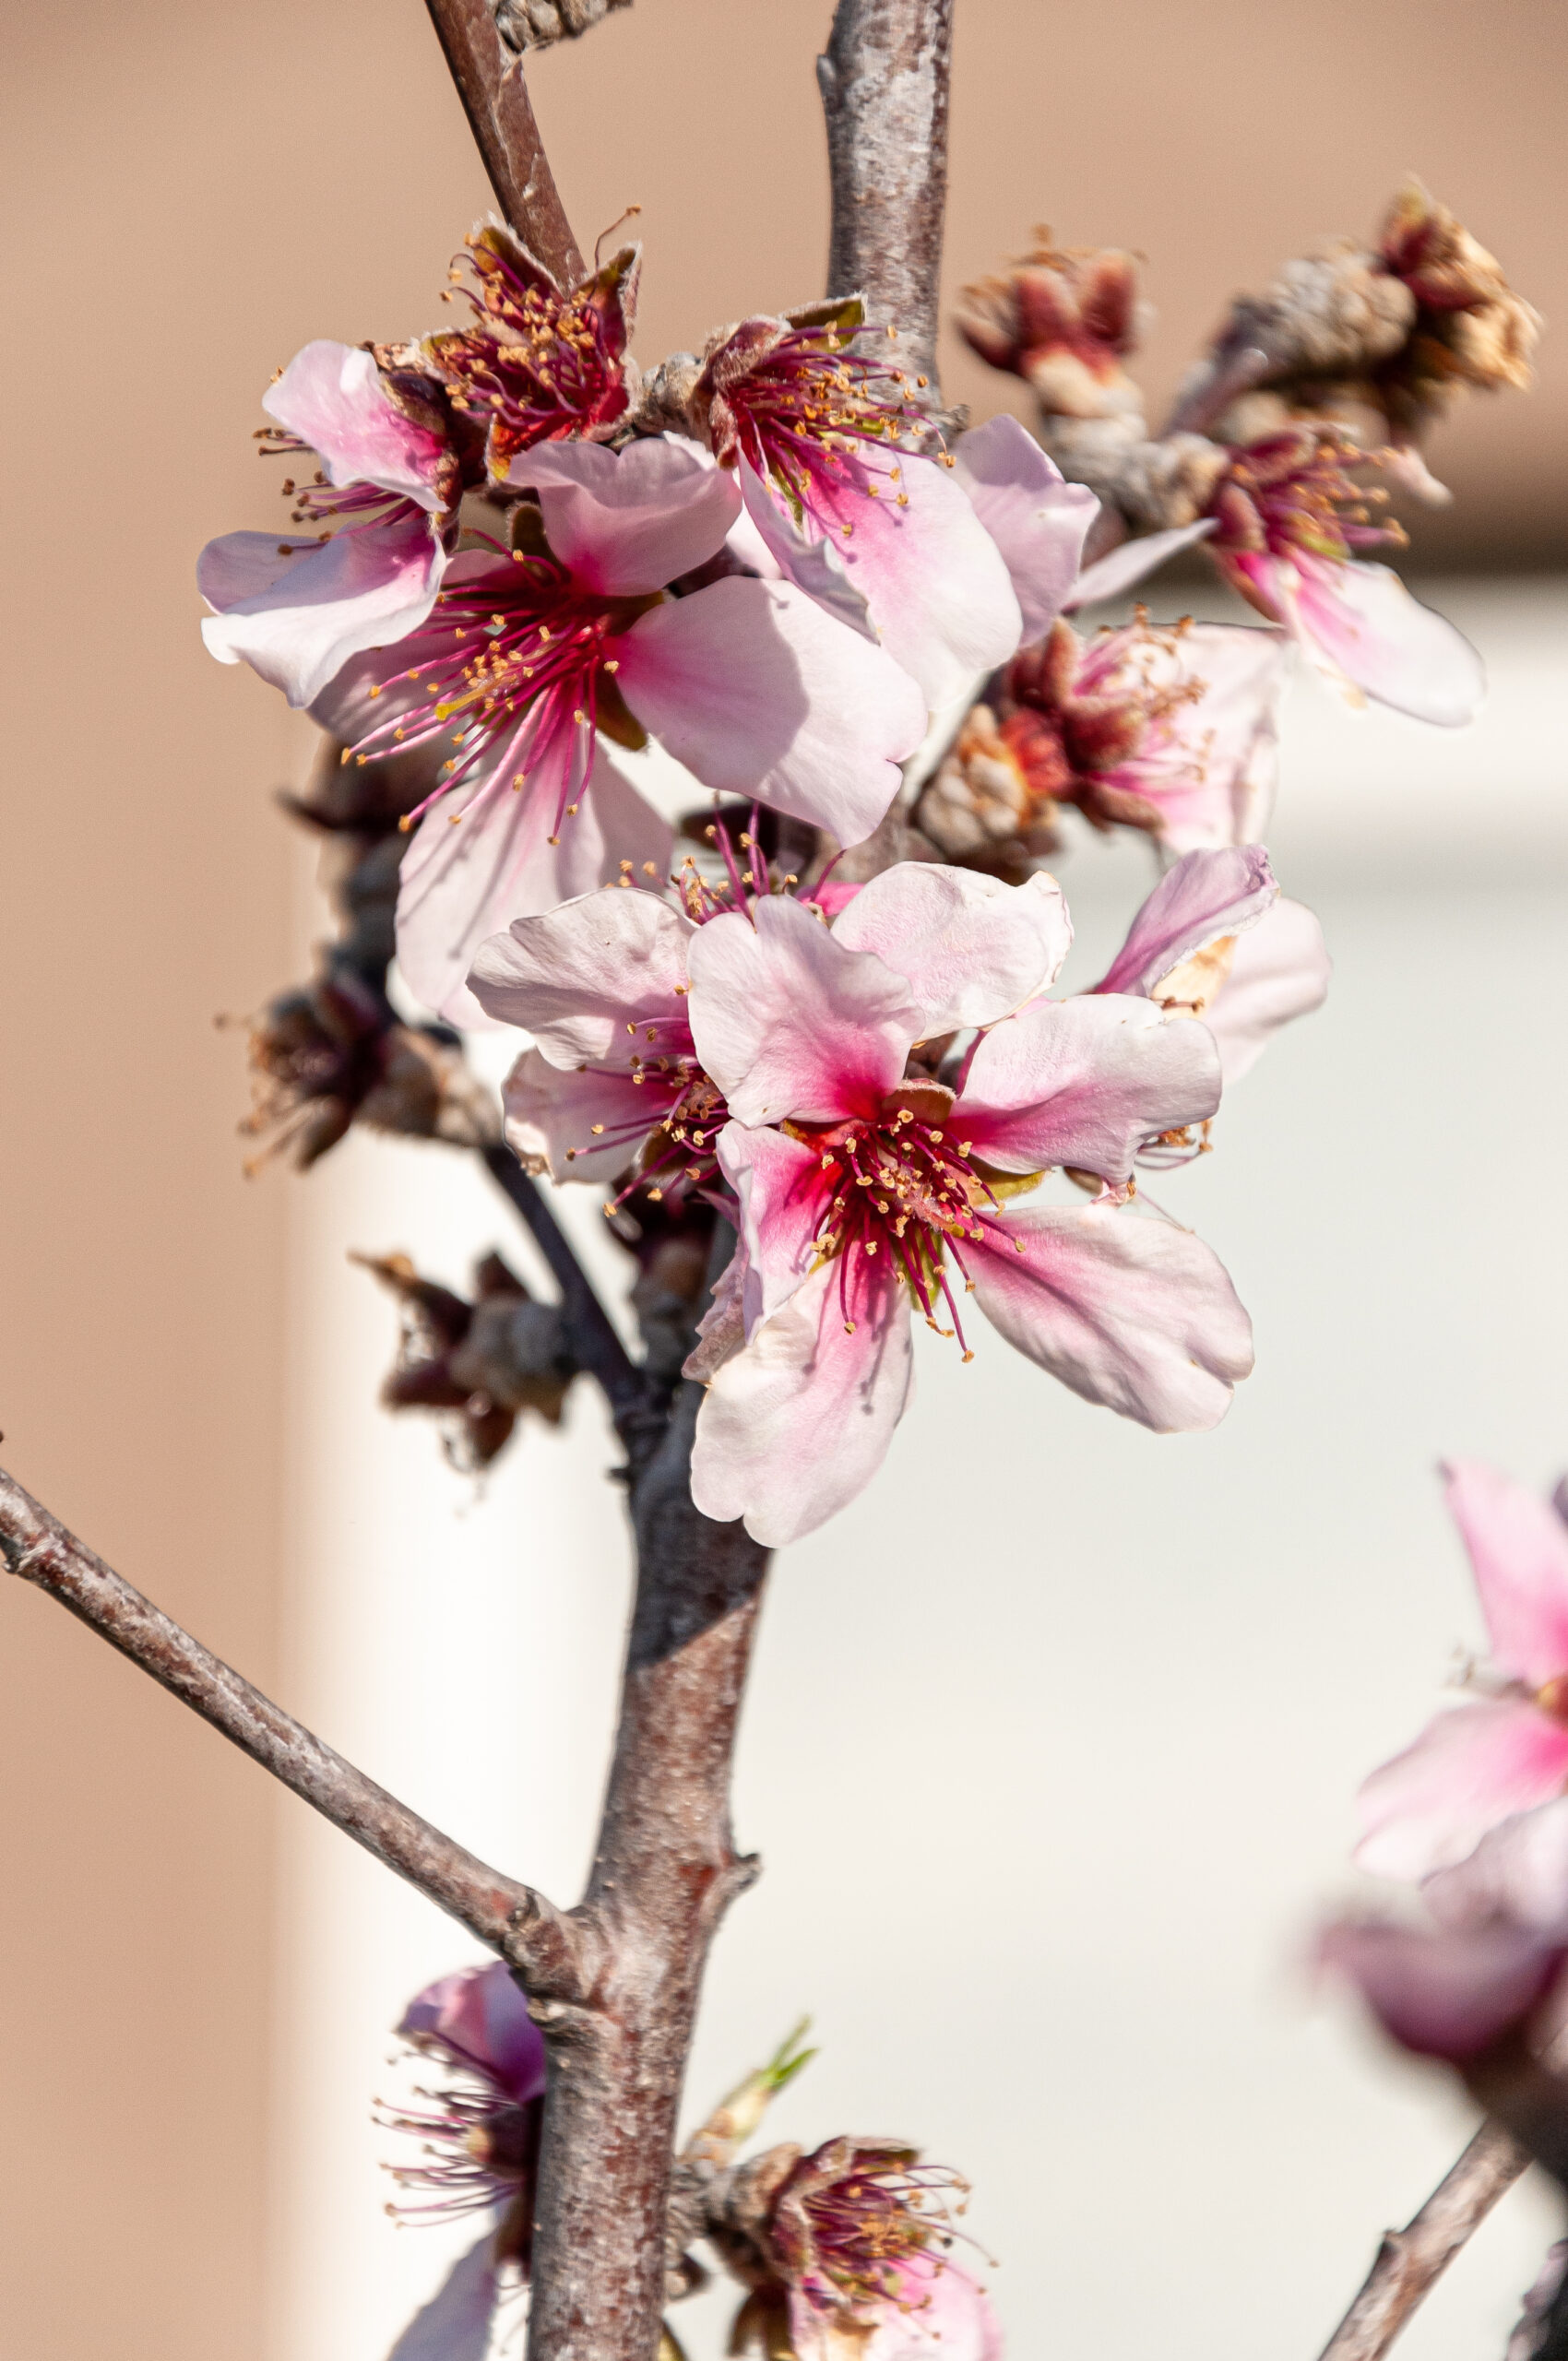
[731,2136,1001,2361]
[1094,845,1331,1091]
[380,1963,548,2360]
[1356,1464,1568,1886]
[199,340,458,707]
[1001,614,1286,852]
[682,863,1253,1546]
[1207,426,1484,725]
[676,307,1089,706]
[1320,1916,1568,2065]
[424,223,637,480]
[342,434,924,1023]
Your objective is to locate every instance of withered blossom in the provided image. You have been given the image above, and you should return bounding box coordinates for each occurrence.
[357,1248,575,1466]
[240,974,496,1173]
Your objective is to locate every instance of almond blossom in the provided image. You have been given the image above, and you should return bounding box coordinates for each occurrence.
[339,433,925,1023]
[657,305,1093,707]
[199,339,459,707]
[1356,1464,1568,1888]
[381,1962,548,2361]
[917,614,1285,863]
[680,862,1253,1547]
[726,2136,1000,2361]
[422,222,637,479]
[1206,425,1484,725]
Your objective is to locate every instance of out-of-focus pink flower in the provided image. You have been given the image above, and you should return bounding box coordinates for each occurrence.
[200,340,459,707]
[683,863,1253,1546]
[673,304,1087,707]
[339,433,924,1022]
[423,224,637,480]
[1094,845,1331,1092]
[380,1962,549,2360]
[1206,426,1484,725]
[1320,1916,1568,2065]
[1357,1464,1568,1887]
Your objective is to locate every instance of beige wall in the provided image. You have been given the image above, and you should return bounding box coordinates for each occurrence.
[0,3,1562,2355]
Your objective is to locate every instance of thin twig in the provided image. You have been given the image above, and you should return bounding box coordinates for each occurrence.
[1316,2120,1529,2361]
[479,1144,650,1433]
[423,0,585,284]
[0,1467,583,1993]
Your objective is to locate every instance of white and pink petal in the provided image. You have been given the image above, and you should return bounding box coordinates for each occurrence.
[469,886,695,1066]
[830,863,1071,1036]
[266,341,448,510]
[198,507,445,708]
[1355,1700,1568,1883]
[958,995,1221,1183]
[952,412,1098,645]
[510,433,740,596]
[1445,1461,1568,1691]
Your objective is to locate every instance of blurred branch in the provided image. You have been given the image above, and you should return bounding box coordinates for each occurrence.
[818,0,953,386]
[423,0,585,283]
[0,1467,583,1992]
[1316,2120,1529,2361]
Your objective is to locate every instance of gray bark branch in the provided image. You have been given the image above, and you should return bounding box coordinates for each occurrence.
[817,0,954,386]
[1316,2120,1530,2361]
[0,1466,581,1990]
[423,0,585,283]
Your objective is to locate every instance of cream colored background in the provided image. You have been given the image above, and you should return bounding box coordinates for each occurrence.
[1,4,1565,2357]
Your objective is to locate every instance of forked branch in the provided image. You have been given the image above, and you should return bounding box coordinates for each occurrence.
[0,1467,583,1993]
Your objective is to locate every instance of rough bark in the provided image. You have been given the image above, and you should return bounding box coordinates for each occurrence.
[817,0,954,383]
[0,1467,580,1987]
[423,0,585,284]
[1315,2119,1529,2361]
[526,1383,769,2361]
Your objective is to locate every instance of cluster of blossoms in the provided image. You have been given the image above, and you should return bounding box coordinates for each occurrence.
[953,182,1537,743]
[381,1970,998,2361]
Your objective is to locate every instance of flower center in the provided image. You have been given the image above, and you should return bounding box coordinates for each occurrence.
[710,319,925,517]
[801,2156,968,2312]
[802,1083,1028,1358]
[1209,429,1405,564]
[1536,1676,1568,1725]
[350,561,654,838]
[432,231,630,472]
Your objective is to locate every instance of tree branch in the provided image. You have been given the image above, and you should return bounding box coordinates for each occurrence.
[423,0,585,284]
[480,1144,653,1439]
[817,0,953,385]
[1315,2119,1529,2361]
[0,1467,583,1994]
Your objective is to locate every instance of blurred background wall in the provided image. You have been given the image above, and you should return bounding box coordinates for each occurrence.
[0,3,1562,2357]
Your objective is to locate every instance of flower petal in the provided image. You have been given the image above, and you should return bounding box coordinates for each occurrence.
[738,457,877,640]
[1117,622,1285,852]
[509,433,739,596]
[396,744,672,1028]
[967,1198,1253,1430]
[614,576,924,845]
[687,896,920,1126]
[1095,847,1277,1000]
[469,886,695,1066]
[690,1257,915,1547]
[831,863,1072,1034]
[1240,550,1486,727]
[503,1049,678,1183]
[1202,896,1331,1086]
[265,341,448,510]
[1320,1918,1566,2065]
[386,2228,500,2361]
[198,509,445,708]
[1355,1701,1568,1882]
[952,413,1099,644]
[398,1962,547,2103]
[1425,1798,1568,1938]
[718,1121,834,1328]
[1065,518,1217,609]
[959,995,1221,1183]
[1446,1460,1568,1690]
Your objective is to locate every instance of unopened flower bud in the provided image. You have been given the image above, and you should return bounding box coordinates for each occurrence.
[915,702,1042,869]
[956,231,1149,419]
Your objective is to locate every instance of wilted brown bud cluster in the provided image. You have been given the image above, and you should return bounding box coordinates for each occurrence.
[358,1249,576,1468]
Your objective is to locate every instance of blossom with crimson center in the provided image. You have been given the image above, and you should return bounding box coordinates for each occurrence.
[334,431,923,1025]
[1206,424,1484,725]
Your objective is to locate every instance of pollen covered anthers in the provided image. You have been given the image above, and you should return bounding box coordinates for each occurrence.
[796,1083,1013,1363]
[360,552,654,845]
[695,298,928,517]
[772,2139,971,2316]
[423,221,638,480]
[1209,424,1403,577]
